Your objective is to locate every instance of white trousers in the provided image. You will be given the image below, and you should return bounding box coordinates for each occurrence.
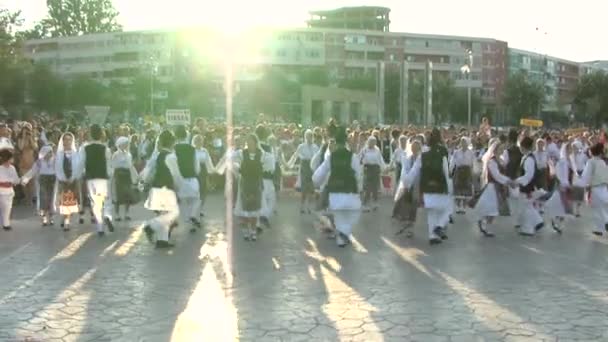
[87,179,112,231]
[518,196,544,235]
[150,208,180,241]
[0,193,14,227]
[179,197,201,222]
[332,210,361,236]
[260,179,276,219]
[423,194,451,239]
[590,186,608,233]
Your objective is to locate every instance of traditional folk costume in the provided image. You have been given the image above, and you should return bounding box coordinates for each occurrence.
[390,138,408,186]
[311,142,334,230]
[110,137,139,221]
[289,137,319,213]
[55,135,81,230]
[172,140,203,231]
[544,146,575,233]
[503,144,523,227]
[533,141,550,191]
[312,139,362,247]
[393,149,421,232]
[194,145,215,216]
[233,147,268,241]
[142,147,180,247]
[573,156,608,236]
[259,142,277,228]
[78,140,114,235]
[0,139,19,230]
[572,143,588,216]
[515,152,545,236]
[404,142,452,245]
[450,145,474,214]
[359,137,386,211]
[469,141,511,237]
[21,145,56,226]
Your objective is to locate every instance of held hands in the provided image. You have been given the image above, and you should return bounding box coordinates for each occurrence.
[508,180,518,188]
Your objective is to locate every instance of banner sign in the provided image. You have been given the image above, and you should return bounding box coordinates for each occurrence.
[165,109,191,126]
[565,127,587,135]
[85,106,110,125]
[520,118,543,127]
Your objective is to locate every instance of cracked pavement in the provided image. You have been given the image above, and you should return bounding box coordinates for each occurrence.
[0,194,607,341]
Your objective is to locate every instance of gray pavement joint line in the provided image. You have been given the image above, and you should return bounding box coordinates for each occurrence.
[0,242,32,266]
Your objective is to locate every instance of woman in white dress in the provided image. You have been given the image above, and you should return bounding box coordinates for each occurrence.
[469,138,512,237]
[573,143,608,237]
[390,135,408,191]
[55,133,80,231]
[288,130,319,214]
[111,137,139,222]
[393,139,422,236]
[544,142,575,233]
[450,137,474,214]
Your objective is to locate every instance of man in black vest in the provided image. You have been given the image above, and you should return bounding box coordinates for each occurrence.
[142,130,180,248]
[312,126,362,247]
[78,124,113,236]
[172,125,202,232]
[513,136,544,236]
[404,128,451,245]
[503,129,523,228]
[255,125,276,229]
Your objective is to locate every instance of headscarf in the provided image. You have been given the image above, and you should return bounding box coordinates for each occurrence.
[56,133,78,181]
[304,129,313,144]
[481,137,500,187]
[115,136,129,151]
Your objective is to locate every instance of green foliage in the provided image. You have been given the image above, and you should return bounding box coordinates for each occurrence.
[338,74,375,91]
[0,9,27,108]
[503,71,544,123]
[40,0,122,37]
[574,71,608,124]
[28,63,66,111]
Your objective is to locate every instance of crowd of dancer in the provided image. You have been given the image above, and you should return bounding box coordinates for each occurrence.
[0,115,607,248]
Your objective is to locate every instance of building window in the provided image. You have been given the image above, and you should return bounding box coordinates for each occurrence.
[277,49,287,57]
[389,54,395,61]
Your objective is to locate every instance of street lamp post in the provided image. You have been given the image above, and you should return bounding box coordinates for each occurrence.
[461,49,473,128]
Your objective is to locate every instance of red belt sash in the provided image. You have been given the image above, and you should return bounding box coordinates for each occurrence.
[0,182,13,188]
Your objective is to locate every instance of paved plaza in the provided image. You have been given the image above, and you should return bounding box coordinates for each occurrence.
[0,193,607,342]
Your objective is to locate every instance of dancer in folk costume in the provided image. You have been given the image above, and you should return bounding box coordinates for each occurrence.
[78,124,114,236]
[403,128,452,245]
[544,142,575,233]
[0,139,20,231]
[573,143,608,236]
[54,133,80,231]
[171,126,204,232]
[110,137,139,222]
[469,138,511,237]
[390,135,408,192]
[313,127,362,247]
[233,134,269,241]
[503,129,524,229]
[311,128,337,233]
[21,145,56,226]
[571,141,588,217]
[191,134,215,218]
[142,130,180,248]
[514,136,545,236]
[360,136,386,211]
[533,138,550,191]
[450,137,474,214]
[288,129,319,214]
[255,125,277,230]
[393,138,422,235]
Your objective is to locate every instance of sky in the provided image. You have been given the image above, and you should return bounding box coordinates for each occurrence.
[2,0,607,62]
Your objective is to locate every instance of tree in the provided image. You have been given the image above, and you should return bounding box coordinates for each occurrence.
[28,63,66,111]
[451,88,482,125]
[574,71,608,125]
[338,74,375,91]
[298,67,330,87]
[40,0,122,37]
[0,9,28,108]
[503,71,544,124]
[67,76,107,108]
[432,75,456,124]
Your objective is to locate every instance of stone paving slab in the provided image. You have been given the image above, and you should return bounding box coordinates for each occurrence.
[0,195,607,341]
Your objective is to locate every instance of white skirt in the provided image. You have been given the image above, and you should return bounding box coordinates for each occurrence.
[544,190,567,219]
[422,194,451,209]
[144,187,178,212]
[472,183,499,220]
